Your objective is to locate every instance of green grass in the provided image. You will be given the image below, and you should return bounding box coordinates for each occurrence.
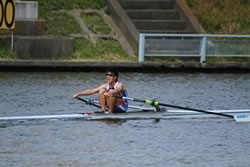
[81,13,111,34]
[26,0,106,18]
[0,48,16,59]
[0,30,9,35]
[71,38,135,61]
[25,0,106,37]
[45,12,82,37]
[71,38,99,60]
[0,39,16,59]
[185,0,250,34]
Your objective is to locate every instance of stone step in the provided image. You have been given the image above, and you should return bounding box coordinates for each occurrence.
[126,9,180,20]
[107,0,203,54]
[133,20,186,30]
[139,29,192,33]
[15,37,74,60]
[14,19,46,36]
[119,0,174,10]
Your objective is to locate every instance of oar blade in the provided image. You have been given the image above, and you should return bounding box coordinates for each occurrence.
[234,114,250,122]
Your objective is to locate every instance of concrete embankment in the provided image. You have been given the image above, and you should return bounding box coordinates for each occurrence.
[0,60,250,73]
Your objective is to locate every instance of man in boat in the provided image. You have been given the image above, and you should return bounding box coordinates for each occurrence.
[73,68,128,113]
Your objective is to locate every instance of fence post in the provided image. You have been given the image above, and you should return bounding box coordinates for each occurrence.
[138,33,145,62]
[200,35,207,63]
[11,30,14,51]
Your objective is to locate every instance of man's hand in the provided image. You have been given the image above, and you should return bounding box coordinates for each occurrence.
[104,92,112,97]
[73,94,79,98]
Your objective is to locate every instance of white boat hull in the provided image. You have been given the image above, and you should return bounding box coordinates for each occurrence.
[0,109,250,121]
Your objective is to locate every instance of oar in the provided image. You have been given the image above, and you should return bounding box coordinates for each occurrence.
[76,97,101,109]
[112,95,250,122]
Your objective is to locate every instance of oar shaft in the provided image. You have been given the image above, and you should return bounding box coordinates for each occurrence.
[77,97,101,109]
[121,96,233,118]
[158,102,233,118]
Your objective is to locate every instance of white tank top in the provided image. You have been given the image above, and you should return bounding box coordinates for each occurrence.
[107,81,119,91]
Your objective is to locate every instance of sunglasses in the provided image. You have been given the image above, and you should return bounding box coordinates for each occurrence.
[106,73,114,77]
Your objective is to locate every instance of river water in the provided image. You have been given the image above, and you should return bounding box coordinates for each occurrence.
[0,72,250,167]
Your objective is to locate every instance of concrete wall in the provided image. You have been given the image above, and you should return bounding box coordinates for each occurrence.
[12,1,73,60]
[15,1,38,19]
[1,61,250,73]
[15,37,74,60]
[14,1,45,36]
[14,19,46,36]
[0,37,10,51]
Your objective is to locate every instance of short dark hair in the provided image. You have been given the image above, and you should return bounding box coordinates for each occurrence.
[106,68,119,81]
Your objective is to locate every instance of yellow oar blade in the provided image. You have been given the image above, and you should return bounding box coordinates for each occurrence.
[234,114,250,122]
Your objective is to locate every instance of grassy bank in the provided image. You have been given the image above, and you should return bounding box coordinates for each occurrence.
[1,0,249,62]
[30,0,107,37]
[0,0,134,61]
[0,47,16,60]
[185,0,250,34]
[13,0,133,61]
[71,38,136,61]
[30,0,106,18]
[38,0,134,61]
[46,12,82,37]
[0,38,16,59]
[81,13,111,35]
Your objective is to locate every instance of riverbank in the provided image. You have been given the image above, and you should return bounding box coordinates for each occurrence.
[1,60,250,73]
[1,1,249,67]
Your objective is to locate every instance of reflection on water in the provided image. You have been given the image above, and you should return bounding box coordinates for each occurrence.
[0,72,250,167]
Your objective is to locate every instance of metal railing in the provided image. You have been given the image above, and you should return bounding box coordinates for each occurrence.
[139,33,250,62]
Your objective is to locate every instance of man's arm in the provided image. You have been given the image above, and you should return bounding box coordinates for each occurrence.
[73,84,106,98]
[105,82,124,96]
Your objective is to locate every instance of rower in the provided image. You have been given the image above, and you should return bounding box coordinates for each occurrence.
[73,68,128,113]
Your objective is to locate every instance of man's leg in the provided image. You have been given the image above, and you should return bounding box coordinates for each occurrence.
[98,88,107,112]
[106,91,122,113]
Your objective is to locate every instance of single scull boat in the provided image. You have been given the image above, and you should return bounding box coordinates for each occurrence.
[0,109,249,121]
[1,97,249,122]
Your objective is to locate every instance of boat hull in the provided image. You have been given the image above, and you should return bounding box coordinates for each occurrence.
[0,109,250,121]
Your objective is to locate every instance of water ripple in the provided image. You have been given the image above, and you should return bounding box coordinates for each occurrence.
[0,72,250,167]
